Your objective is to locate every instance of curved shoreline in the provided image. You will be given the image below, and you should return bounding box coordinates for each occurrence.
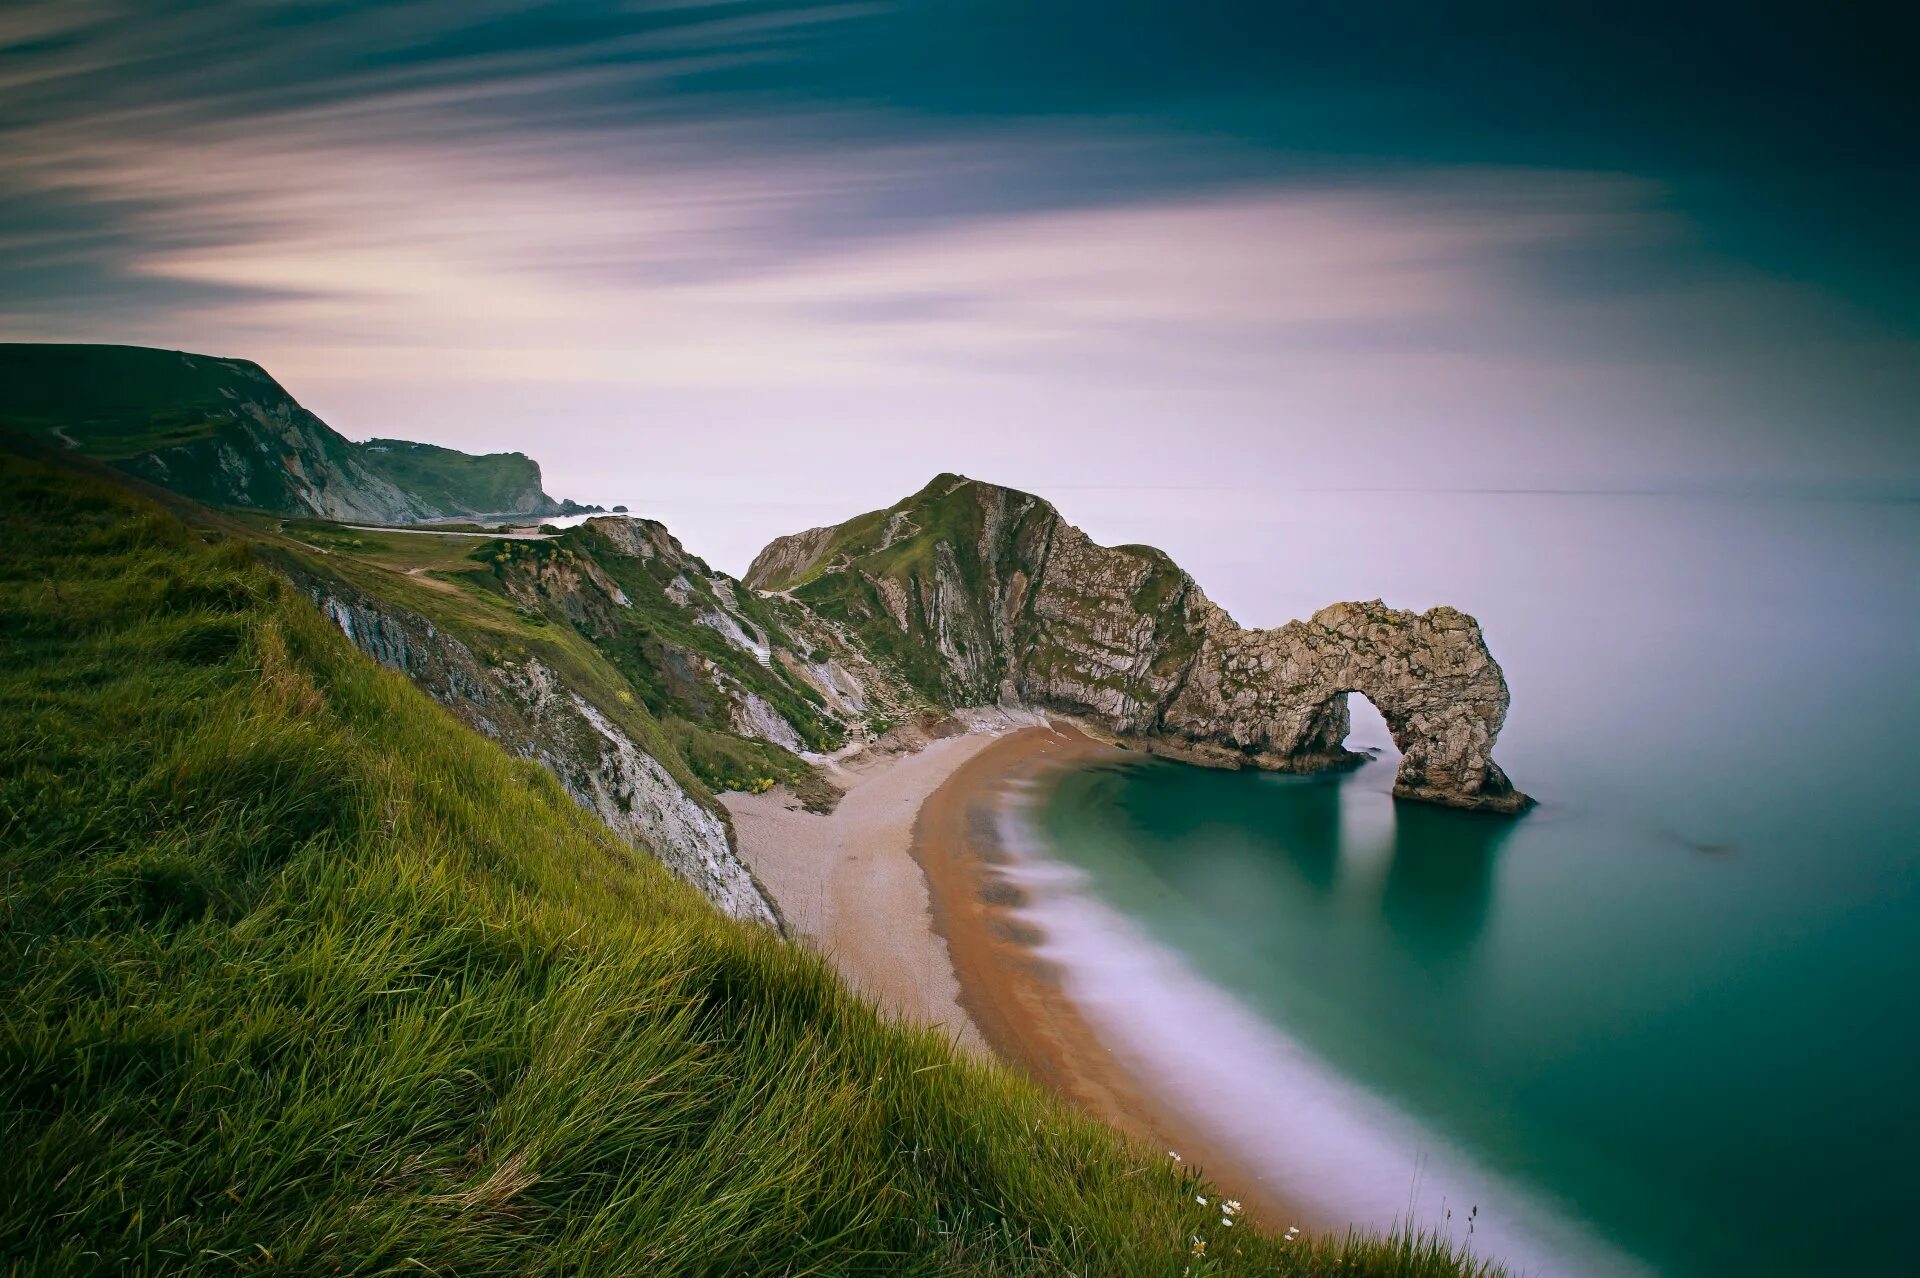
[723,718,1322,1233]
[905,723,1319,1235]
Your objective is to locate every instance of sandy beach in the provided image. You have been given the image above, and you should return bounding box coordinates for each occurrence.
[721,721,1011,1055]
[724,716,1314,1234]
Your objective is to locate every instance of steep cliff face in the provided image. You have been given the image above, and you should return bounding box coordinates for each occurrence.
[481,516,849,758]
[0,344,585,520]
[281,562,780,925]
[354,438,578,517]
[750,474,1530,812]
[1157,599,1523,811]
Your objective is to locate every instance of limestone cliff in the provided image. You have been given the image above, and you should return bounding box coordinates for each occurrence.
[748,474,1529,812]
[481,515,850,758]
[0,343,588,521]
[276,559,781,925]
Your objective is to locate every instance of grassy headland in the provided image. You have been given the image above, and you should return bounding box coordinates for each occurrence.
[0,445,1502,1276]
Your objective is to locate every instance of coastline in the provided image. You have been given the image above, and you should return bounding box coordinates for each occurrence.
[907,724,1322,1236]
[724,716,1319,1234]
[721,718,1021,1055]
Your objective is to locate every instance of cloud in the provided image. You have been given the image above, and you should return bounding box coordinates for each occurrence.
[1,0,1913,500]
[2,68,1680,387]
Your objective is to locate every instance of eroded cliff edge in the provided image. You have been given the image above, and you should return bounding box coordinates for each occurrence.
[749,474,1530,813]
[272,556,783,925]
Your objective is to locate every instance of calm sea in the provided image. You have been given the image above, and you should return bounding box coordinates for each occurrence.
[1019,490,1920,1276]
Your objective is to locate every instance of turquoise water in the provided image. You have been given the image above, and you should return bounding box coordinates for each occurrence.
[1029,491,1920,1276]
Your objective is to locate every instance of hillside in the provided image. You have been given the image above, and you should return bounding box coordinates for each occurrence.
[358,437,591,519]
[264,509,868,922]
[0,440,1502,1275]
[0,344,588,521]
[748,474,1529,811]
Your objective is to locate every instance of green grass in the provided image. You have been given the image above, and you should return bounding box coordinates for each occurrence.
[280,520,505,572]
[0,345,573,520]
[0,446,1504,1276]
[661,717,841,811]
[356,438,551,516]
[0,344,270,459]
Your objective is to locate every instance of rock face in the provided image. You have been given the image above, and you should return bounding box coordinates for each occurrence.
[483,515,844,757]
[0,343,587,521]
[749,474,1530,812]
[356,438,586,519]
[1158,599,1524,812]
[280,561,781,925]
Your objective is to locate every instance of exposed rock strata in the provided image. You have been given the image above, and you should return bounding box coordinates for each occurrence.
[284,563,780,924]
[0,344,587,521]
[750,474,1529,812]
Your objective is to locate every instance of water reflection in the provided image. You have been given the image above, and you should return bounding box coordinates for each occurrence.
[1098,759,1348,891]
[1378,799,1515,976]
[1090,755,1514,956]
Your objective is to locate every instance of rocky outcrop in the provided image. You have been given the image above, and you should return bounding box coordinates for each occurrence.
[355,438,582,518]
[1157,599,1525,812]
[753,474,1530,812]
[132,373,440,523]
[282,561,781,924]
[745,524,839,591]
[0,344,588,521]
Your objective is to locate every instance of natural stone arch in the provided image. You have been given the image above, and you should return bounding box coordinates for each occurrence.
[1160,600,1529,813]
[749,475,1528,813]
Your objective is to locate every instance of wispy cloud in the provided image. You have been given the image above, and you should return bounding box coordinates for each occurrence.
[1,0,1914,506]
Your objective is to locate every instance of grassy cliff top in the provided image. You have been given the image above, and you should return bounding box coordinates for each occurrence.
[0,344,575,517]
[356,438,554,516]
[0,443,1500,1275]
[0,343,283,459]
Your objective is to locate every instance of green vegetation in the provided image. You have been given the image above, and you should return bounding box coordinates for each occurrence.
[543,524,842,752]
[661,719,842,813]
[773,475,1216,722]
[282,520,501,572]
[786,474,1074,707]
[266,527,719,812]
[0,344,575,520]
[276,510,841,805]
[0,443,1501,1276]
[357,438,552,516]
[0,343,267,459]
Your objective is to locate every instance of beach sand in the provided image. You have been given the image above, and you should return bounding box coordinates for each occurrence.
[721,725,1003,1055]
[725,718,1316,1234]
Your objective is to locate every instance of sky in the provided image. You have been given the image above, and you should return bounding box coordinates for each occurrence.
[3,1,1916,572]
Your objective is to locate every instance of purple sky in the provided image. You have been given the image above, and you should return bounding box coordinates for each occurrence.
[4,2,1915,572]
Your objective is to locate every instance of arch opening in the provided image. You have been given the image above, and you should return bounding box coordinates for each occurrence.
[1296,687,1405,770]
[1344,690,1400,760]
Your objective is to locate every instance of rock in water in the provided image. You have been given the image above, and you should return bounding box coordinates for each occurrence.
[747,474,1530,812]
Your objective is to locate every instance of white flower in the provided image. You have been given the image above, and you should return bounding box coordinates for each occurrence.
[1168,1151,1182,1162]
[1220,1217,1234,1227]
[1195,1195,1208,1205]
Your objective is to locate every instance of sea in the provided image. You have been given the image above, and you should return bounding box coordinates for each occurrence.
[1007,489,1919,1276]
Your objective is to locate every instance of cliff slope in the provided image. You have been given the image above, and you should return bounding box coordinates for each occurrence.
[263,515,829,926]
[0,344,586,521]
[0,442,1501,1276]
[748,474,1529,812]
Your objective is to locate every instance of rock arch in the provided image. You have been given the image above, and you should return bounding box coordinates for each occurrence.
[1160,599,1530,813]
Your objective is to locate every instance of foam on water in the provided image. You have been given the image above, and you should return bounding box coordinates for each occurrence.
[993,781,1651,1277]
